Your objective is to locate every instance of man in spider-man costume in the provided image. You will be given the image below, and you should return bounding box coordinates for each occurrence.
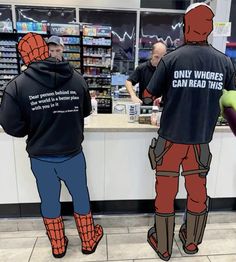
[0,32,103,258]
[146,3,236,261]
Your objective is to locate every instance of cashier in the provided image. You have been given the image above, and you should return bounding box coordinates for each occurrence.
[125,42,167,105]
[47,35,64,61]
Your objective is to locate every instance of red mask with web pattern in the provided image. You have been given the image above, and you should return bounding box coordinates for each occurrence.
[18,32,49,66]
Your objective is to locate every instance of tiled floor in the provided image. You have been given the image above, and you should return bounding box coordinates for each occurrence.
[0,212,236,262]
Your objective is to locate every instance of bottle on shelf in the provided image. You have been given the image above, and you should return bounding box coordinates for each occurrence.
[113,85,119,101]
[91,95,98,115]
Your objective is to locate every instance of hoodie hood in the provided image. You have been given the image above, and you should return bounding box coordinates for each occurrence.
[184,3,214,43]
[24,58,74,89]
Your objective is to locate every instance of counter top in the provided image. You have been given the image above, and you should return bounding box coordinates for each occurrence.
[0,114,232,133]
[84,114,231,133]
[84,114,157,132]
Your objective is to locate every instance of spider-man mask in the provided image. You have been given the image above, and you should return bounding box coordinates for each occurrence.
[18,32,49,66]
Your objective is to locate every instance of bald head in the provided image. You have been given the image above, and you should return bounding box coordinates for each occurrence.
[151,42,167,67]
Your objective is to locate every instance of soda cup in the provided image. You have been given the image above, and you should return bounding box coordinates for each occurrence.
[127,103,136,123]
[134,103,141,121]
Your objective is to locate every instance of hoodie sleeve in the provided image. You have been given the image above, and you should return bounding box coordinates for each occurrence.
[0,81,28,137]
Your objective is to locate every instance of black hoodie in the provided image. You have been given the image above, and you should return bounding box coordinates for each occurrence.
[0,58,91,157]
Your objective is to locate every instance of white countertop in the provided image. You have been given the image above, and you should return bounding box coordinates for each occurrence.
[0,114,231,133]
[84,114,231,132]
[84,114,157,132]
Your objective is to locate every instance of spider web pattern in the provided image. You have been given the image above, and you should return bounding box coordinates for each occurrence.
[43,216,66,255]
[74,212,103,252]
[18,32,49,66]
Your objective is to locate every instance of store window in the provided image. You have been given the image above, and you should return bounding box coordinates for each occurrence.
[0,5,13,32]
[79,9,136,75]
[140,0,190,10]
[15,6,76,24]
[139,12,184,62]
[0,5,12,21]
[226,1,236,67]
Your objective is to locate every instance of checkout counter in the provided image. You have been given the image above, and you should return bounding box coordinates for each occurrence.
[0,106,236,216]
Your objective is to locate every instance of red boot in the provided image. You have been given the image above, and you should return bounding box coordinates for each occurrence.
[43,216,68,258]
[74,211,103,254]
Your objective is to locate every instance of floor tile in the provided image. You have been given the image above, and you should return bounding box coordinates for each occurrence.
[208,212,236,224]
[100,261,133,262]
[135,257,210,262]
[30,235,107,261]
[128,226,150,233]
[208,255,236,262]
[107,232,181,260]
[104,227,129,234]
[176,228,236,256]
[65,227,129,236]
[65,228,78,236]
[0,220,18,232]
[0,230,45,238]
[203,223,236,230]
[64,219,77,229]
[0,237,36,262]
[96,215,151,228]
[17,220,45,231]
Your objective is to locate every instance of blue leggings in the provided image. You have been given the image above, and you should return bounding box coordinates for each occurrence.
[30,151,90,218]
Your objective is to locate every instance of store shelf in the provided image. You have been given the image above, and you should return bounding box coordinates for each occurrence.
[0,44,16,47]
[0,78,14,80]
[88,86,111,89]
[84,35,111,38]
[0,56,17,59]
[84,64,110,68]
[83,44,111,47]
[83,54,111,58]
[0,73,18,75]
[67,58,80,61]
[0,34,22,104]
[84,75,111,78]
[64,50,80,53]
[64,43,80,46]
[82,25,112,114]
[0,49,17,52]
[0,61,18,64]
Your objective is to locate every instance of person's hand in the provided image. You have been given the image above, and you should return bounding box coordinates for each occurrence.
[131,94,143,104]
[153,97,162,107]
